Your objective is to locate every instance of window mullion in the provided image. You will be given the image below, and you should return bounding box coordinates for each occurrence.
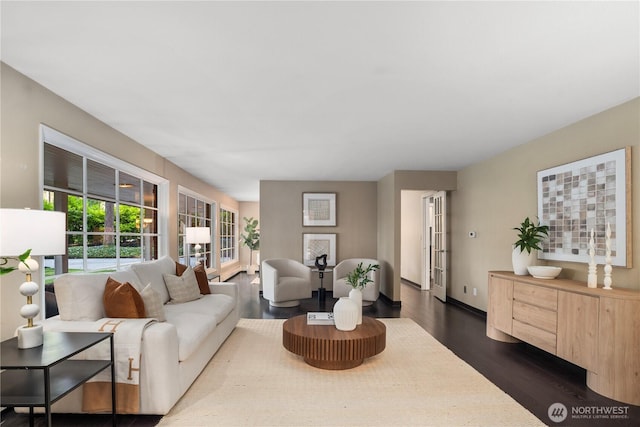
[82,156,88,272]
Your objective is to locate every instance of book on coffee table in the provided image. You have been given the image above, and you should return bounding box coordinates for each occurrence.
[307,312,335,325]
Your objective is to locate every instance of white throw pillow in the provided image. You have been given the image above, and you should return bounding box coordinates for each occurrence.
[163,267,201,303]
[140,283,166,321]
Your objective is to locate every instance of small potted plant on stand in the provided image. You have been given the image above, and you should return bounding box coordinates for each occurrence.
[239,217,259,275]
[345,262,380,325]
[512,217,549,275]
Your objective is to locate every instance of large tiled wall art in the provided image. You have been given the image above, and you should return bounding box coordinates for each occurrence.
[303,193,336,226]
[537,147,631,267]
[303,233,336,266]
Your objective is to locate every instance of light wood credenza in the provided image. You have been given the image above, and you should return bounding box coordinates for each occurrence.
[487,271,640,406]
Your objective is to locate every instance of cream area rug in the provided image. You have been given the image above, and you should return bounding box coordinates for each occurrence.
[158,318,544,427]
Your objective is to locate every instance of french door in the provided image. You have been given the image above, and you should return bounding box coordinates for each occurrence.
[421,194,432,290]
[432,191,447,302]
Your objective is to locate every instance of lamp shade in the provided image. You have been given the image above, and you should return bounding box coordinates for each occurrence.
[185,227,210,244]
[0,209,66,256]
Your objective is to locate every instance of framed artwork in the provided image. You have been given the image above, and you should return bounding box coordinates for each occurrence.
[537,147,631,267]
[303,233,336,266]
[303,193,336,226]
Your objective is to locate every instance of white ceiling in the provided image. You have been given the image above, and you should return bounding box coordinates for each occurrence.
[2,1,638,201]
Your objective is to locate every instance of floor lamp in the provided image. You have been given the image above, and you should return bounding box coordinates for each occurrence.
[0,208,66,349]
[185,226,210,266]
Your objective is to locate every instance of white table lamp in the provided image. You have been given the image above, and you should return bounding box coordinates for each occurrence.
[0,209,66,348]
[185,226,210,264]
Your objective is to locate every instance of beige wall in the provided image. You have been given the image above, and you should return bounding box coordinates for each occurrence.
[451,97,640,311]
[401,190,424,285]
[376,173,397,300]
[260,181,377,291]
[0,63,240,339]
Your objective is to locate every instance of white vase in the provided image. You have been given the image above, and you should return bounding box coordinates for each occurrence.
[349,288,363,325]
[512,247,535,275]
[333,297,358,331]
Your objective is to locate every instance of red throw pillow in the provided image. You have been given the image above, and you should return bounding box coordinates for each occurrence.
[103,277,145,318]
[175,261,188,276]
[193,263,211,295]
[176,261,211,295]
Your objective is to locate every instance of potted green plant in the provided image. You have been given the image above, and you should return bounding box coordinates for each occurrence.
[345,262,380,290]
[512,217,549,275]
[239,217,260,275]
[345,262,379,325]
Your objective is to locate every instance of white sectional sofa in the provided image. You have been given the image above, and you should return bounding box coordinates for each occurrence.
[40,255,240,415]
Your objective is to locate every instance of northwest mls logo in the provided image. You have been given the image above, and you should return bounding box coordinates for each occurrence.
[548,402,568,423]
[548,402,631,423]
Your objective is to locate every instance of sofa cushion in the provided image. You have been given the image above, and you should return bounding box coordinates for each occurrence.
[129,255,175,304]
[164,267,201,303]
[179,293,236,324]
[55,270,142,321]
[140,283,166,321]
[163,305,217,361]
[176,262,211,295]
[103,277,145,318]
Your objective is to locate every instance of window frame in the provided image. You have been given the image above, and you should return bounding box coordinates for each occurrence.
[40,125,169,275]
[219,205,238,266]
[177,186,216,268]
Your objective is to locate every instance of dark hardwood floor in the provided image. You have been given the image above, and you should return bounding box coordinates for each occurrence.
[3,272,638,426]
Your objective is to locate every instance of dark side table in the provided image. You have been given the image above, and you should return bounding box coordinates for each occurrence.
[311,267,333,306]
[1,331,116,427]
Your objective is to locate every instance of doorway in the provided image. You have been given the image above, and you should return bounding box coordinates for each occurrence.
[400,190,448,301]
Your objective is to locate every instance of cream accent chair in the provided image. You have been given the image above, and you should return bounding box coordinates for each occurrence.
[333,258,380,306]
[261,258,313,307]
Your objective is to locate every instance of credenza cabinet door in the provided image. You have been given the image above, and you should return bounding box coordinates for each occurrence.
[556,291,599,372]
[487,275,513,334]
[592,297,640,406]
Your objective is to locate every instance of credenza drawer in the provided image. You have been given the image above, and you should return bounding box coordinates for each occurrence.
[514,282,558,310]
[512,300,557,333]
[512,319,557,355]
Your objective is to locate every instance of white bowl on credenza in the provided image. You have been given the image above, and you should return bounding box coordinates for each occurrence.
[527,266,562,279]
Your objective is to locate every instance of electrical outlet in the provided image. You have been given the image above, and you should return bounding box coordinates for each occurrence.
[463,285,467,293]
[473,287,477,296]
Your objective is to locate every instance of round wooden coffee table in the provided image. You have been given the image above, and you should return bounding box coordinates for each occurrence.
[282,315,386,370]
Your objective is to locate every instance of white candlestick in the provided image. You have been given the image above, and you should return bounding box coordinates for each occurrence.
[603,223,612,290]
[587,228,597,288]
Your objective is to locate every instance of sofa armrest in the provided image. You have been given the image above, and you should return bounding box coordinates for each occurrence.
[42,316,182,414]
[208,282,238,299]
[139,321,181,413]
[209,282,240,317]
